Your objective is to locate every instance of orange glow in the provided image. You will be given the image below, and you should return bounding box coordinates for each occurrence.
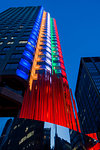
[29,11,47,90]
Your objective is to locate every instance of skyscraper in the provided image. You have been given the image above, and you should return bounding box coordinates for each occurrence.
[0,6,43,116]
[0,6,80,131]
[0,118,44,150]
[75,57,100,134]
[54,135,71,150]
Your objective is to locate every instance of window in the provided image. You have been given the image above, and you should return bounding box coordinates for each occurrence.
[53,66,61,70]
[19,131,34,145]
[9,30,13,32]
[17,29,22,31]
[25,127,28,132]
[16,46,25,50]
[14,125,17,130]
[3,47,10,51]
[21,35,29,38]
[7,41,14,44]
[0,54,5,59]
[11,36,17,39]
[5,32,10,35]
[19,41,27,44]
[0,41,3,45]
[14,32,19,35]
[19,26,24,28]
[27,41,35,49]
[11,54,22,59]
[5,63,18,70]
[5,26,8,29]
[1,37,7,39]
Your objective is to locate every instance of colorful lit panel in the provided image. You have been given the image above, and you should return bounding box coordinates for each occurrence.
[20,73,79,131]
[19,9,82,134]
[16,7,44,80]
[29,11,52,90]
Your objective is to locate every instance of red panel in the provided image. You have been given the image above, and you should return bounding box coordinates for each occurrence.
[20,73,79,131]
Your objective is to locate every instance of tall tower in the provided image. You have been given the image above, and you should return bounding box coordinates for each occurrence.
[0,6,80,132]
[0,6,43,116]
[0,118,44,150]
[75,57,100,134]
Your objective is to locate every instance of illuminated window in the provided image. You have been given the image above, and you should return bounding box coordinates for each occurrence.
[0,42,3,45]
[18,124,20,127]
[53,55,58,58]
[25,127,28,132]
[1,37,7,39]
[8,139,11,145]
[46,58,52,65]
[19,41,27,44]
[27,41,35,48]
[14,125,17,130]
[19,131,34,145]
[11,37,16,39]
[53,66,61,70]
[7,41,14,44]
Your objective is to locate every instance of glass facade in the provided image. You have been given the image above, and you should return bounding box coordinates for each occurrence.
[75,57,100,134]
[0,6,41,76]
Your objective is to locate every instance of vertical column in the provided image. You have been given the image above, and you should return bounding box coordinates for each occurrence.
[50,18,67,83]
[16,7,43,80]
[29,12,52,90]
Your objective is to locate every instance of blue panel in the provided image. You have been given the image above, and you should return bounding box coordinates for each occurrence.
[26,44,35,53]
[23,50,33,60]
[31,31,38,37]
[28,39,36,46]
[16,6,44,81]
[16,69,28,80]
[30,34,37,41]
[19,58,31,70]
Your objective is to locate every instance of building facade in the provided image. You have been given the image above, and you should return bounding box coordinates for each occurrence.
[0,6,43,116]
[0,118,44,150]
[54,135,71,150]
[75,57,100,134]
[43,128,51,150]
[69,129,97,150]
[0,6,79,131]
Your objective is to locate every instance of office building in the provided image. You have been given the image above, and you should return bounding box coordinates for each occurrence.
[54,135,71,150]
[0,118,44,150]
[0,6,79,131]
[43,128,51,150]
[69,129,97,150]
[0,6,43,116]
[75,57,100,134]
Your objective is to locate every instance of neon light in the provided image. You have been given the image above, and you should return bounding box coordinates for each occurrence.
[20,73,78,131]
[29,11,52,89]
[19,58,31,69]
[16,6,44,80]
[16,69,28,80]
[23,50,33,60]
